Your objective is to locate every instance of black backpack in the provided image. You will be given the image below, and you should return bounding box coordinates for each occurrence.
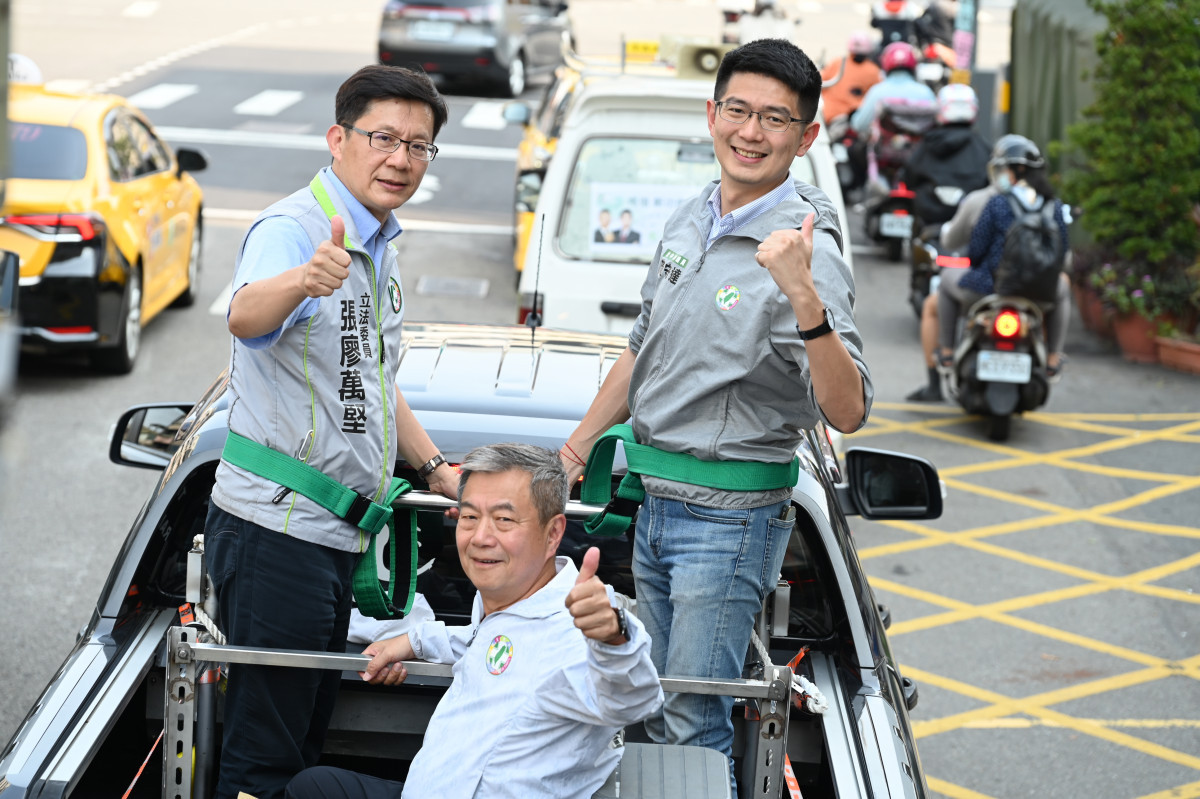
[991,193,1066,302]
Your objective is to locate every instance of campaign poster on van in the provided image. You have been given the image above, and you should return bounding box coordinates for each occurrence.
[589,183,695,260]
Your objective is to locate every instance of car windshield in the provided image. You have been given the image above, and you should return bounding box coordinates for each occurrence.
[10,122,88,180]
[558,135,816,264]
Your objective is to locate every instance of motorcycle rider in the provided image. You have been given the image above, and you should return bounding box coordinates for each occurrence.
[821,31,883,129]
[907,135,1071,401]
[821,31,883,195]
[849,42,936,139]
[901,83,991,228]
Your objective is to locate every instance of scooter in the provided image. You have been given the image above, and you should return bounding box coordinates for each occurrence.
[909,228,968,319]
[945,295,1052,441]
[861,99,938,261]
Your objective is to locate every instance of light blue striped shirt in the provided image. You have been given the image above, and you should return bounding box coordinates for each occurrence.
[705,176,800,249]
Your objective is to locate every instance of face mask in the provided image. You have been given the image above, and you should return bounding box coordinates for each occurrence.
[994,172,1013,192]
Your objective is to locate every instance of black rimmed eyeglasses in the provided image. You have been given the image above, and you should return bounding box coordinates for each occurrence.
[715,101,811,133]
[341,124,439,161]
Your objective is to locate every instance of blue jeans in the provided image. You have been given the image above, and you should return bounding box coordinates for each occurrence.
[205,504,359,799]
[633,495,792,772]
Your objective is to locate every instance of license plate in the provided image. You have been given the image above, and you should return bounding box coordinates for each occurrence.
[977,350,1032,383]
[410,20,455,40]
[917,62,945,83]
[879,213,913,238]
[929,273,941,296]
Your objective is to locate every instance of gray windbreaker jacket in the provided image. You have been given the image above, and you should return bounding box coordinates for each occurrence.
[628,177,873,507]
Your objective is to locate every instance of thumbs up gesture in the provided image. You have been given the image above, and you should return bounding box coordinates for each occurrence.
[565,547,626,644]
[301,214,353,297]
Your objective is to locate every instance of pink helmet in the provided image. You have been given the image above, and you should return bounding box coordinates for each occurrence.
[847,31,875,56]
[880,41,918,73]
[936,83,979,124]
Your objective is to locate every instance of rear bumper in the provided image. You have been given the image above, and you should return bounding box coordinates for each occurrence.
[17,244,126,352]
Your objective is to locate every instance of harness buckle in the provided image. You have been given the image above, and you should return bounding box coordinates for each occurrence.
[344,492,374,527]
[604,495,642,520]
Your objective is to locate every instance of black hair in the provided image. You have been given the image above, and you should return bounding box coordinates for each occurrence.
[620,209,633,217]
[1013,164,1056,200]
[335,64,449,139]
[714,38,822,122]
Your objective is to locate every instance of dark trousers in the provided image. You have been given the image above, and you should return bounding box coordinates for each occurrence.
[205,504,359,799]
[286,766,405,799]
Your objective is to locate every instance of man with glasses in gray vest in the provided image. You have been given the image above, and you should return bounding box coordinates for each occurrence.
[203,65,460,799]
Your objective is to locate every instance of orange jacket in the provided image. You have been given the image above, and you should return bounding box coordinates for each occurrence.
[820,56,884,122]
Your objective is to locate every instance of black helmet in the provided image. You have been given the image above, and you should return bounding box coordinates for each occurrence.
[990,134,1045,169]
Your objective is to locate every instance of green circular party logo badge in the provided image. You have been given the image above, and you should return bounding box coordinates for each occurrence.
[485,634,513,675]
[715,284,741,311]
[388,277,403,314]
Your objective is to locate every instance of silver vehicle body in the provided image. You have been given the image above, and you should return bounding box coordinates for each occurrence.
[0,323,930,799]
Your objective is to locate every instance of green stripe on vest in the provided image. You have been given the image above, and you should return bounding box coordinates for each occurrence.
[580,424,800,537]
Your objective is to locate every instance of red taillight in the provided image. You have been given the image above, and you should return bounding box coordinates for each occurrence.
[464,3,498,23]
[936,255,970,268]
[723,11,741,22]
[4,213,99,241]
[889,182,916,200]
[993,310,1021,339]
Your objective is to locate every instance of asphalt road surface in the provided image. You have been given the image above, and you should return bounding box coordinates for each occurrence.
[2,1,1198,798]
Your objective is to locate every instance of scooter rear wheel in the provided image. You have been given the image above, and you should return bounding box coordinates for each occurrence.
[987,414,1012,441]
[886,237,905,262]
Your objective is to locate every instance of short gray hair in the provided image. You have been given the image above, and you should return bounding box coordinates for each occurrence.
[458,443,569,525]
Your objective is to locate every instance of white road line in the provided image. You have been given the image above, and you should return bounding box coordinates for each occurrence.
[158,126,517,160]
[234,90,305,116]
[125,83,198,110]
[122,1,159,17]
[460,101,510,130]
[208,284,232,317]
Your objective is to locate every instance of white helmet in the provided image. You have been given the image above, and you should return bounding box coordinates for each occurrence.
[936,83,978,125]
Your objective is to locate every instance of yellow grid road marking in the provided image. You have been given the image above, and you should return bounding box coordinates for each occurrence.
[852,409,1200,796]
[926,777,999,799]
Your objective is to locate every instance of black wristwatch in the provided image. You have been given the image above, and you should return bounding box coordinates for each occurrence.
[796,307,834,341]
[417,453,447,480]
[613,607,629,642]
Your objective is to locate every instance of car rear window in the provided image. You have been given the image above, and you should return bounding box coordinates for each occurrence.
[10,122,88,180]
[558,136,816,264]
[559,137,721,264]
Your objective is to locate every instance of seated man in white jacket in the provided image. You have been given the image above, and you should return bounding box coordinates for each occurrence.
[286,443,664,799]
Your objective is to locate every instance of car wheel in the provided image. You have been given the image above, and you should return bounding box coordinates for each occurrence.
[90,264,141,374]
[171,214,203,308]
[505,52,526,98]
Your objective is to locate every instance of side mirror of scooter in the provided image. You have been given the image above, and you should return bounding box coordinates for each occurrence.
[836,447,943,520]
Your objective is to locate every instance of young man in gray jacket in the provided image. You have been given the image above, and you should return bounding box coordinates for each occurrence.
[560,38,872,788]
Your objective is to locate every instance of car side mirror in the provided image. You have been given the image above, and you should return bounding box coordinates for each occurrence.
[110,403,195,469]
[175,147,208,176]
[837,447,943,520]
[502,102,532,126]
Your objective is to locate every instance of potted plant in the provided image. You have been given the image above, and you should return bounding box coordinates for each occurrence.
[1057,0,1200,358]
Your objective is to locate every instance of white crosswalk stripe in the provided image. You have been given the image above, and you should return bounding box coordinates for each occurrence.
[126,83,198,110]
[234,90,305,116]
[460,101,510,130]
[122,1,159,17]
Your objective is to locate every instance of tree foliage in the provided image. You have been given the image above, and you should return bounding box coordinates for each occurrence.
[1060,0,1200,271]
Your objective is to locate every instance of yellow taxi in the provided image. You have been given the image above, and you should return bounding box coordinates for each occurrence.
[2,74,207,373]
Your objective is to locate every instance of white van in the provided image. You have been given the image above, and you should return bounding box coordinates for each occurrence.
[516,76,853,335]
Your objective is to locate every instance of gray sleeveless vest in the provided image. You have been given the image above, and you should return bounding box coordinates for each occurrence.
[211,169,406,552]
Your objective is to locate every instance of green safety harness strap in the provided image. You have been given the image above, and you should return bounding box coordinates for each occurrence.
[221,432,418,619]
[580,424,801,538]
